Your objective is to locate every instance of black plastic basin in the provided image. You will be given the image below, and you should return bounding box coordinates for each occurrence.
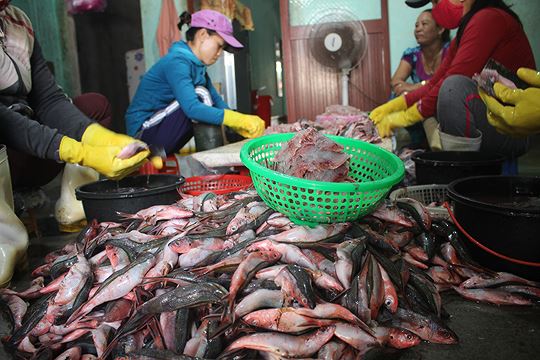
[412,151,505,185]
[76,175,184,223]
[447,176,540,280]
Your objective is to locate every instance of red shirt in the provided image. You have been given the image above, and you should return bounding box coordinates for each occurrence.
[405,7,536,118]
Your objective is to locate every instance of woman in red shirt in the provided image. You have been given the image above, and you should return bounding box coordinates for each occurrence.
[371,0,535,156]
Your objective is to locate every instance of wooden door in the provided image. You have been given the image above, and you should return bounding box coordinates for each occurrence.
[280,0,390,122]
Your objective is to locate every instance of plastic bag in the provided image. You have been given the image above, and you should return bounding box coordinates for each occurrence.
[66,0,107,15]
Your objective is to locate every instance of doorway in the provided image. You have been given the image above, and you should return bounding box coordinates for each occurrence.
[279,0,391,122]
[73,0,144,133]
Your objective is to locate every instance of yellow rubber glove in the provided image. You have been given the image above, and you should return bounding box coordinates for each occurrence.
[370,96,408,124]
[82,123,163,169]
[81,123,139,147]
[223,109,265,138]
[375,103,424,138]
[479,67,540,137]
[59,137,149,180]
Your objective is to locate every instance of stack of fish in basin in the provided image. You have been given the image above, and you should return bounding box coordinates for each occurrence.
[1,129,539,359]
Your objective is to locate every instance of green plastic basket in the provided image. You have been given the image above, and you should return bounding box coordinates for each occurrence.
[240,133,405,225]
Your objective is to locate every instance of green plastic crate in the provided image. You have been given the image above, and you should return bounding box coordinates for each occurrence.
[240,133,404,226]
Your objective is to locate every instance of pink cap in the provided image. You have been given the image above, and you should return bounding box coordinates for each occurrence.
[190,9,243,49]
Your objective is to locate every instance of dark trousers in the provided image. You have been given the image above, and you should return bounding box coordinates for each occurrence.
[8,93,112,189]
[139,106,194,155]
[437,75,529,157]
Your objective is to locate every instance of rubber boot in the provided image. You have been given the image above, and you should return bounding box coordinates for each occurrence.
[0,145,28,288]
[423,117,442,151]
[54,164,99,233]
[439,128,482,151]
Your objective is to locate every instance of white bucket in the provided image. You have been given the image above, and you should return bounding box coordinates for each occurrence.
[0,145,28,287]
[0,145,14,211]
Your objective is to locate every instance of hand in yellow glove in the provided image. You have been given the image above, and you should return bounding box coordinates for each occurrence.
[82,123,163,169]
[82,123,141,148]
[375,103,424,138]
[369,96,408,124]
[479,67,540,137]
[59,137,149,180]
[223,109,265,138]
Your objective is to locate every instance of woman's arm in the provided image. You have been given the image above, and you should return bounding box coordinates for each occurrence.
[406,10,511,117]
[28,40,92,141]
[391,59,413,95]
[0,104,63,160]
[166,57,224,125]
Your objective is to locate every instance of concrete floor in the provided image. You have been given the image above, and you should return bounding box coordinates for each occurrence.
[1,138,540,359]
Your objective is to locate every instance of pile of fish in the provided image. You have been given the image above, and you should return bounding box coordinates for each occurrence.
[264,110,381,144]
[1,190,539,360]
[473,68,517,97]
[272,128,351,182]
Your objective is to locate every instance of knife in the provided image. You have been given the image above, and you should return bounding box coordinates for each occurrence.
[149,145,167,169]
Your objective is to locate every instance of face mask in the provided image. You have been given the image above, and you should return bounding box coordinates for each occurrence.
[432,0,464,30]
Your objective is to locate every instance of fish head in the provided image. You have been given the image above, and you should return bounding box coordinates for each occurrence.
[432,324,459,344]
[387,328,421,349]
[384,295,398,313]
[170,239,195,254]
[297,292,316,309]
[261,250,282,263]
[246,239,273,253]
[242,309,281,329]
[226,218,245,235]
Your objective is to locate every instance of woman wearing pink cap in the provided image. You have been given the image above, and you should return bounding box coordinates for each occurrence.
[126,9,265,154]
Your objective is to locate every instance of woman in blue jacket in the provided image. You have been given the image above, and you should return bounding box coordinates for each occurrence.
[126,10,265,154]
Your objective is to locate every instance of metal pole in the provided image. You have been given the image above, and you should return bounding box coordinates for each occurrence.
[341,68,349,106]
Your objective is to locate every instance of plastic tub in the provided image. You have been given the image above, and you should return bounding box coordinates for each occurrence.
[447,176,540,280]
[76,175,184,223]
[193,123,224,151]
[412,151,505,185]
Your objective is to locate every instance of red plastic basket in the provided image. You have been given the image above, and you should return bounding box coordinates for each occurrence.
[180,174,253,195]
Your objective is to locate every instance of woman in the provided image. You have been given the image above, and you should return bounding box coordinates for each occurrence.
[0,1,148,185]
[391,9,450,97]
[371,0,535,157]
[126,10,265,154]
[391,9,450,148]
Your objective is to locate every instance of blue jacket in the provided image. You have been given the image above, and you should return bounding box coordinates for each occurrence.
[125,41,228,136]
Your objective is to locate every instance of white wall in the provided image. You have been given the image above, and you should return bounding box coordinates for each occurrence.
[388,1,428,76]
[511,1,540,65]
[140,0,187,69]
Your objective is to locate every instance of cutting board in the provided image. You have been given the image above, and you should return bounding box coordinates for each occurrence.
[191,138,393,169]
